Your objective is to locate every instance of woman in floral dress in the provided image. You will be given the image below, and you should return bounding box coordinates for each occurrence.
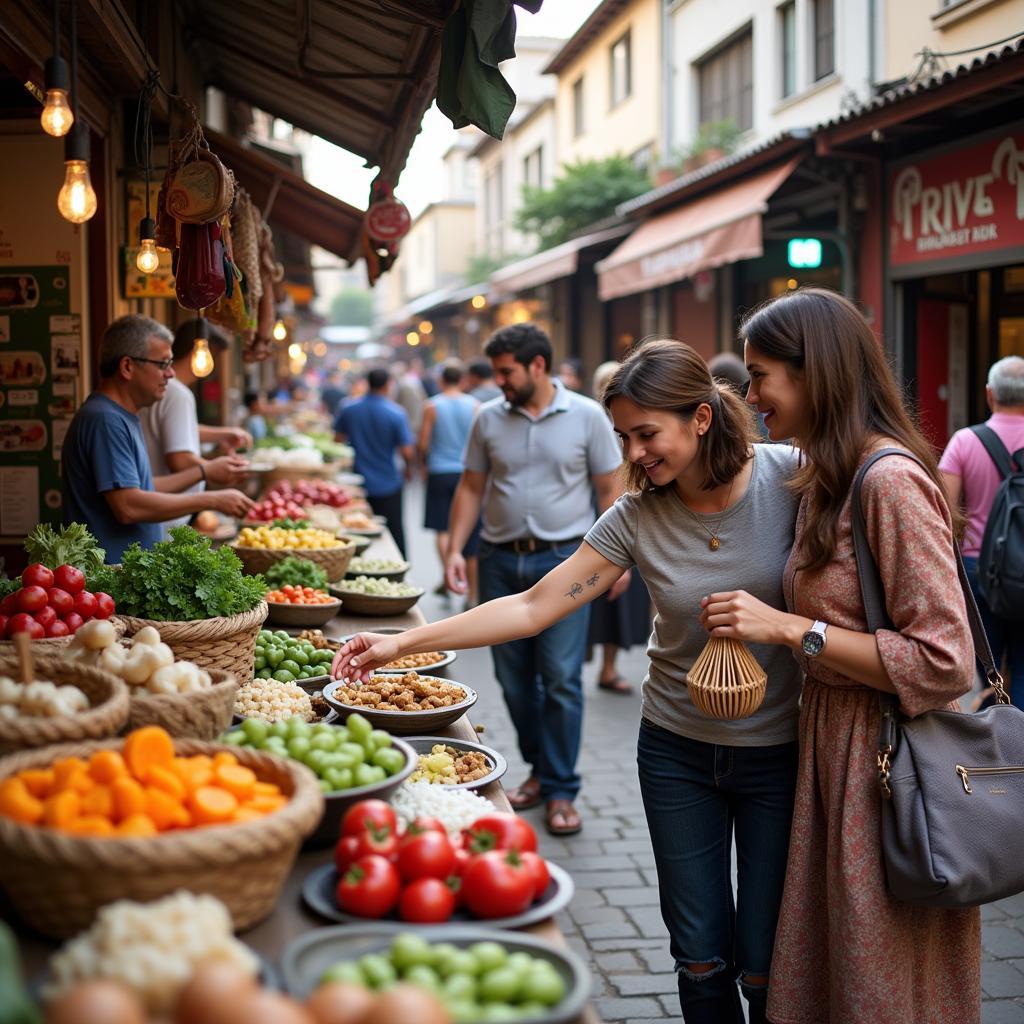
[702,287,981,1024]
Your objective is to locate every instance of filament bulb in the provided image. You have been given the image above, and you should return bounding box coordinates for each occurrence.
[41,88,73,137]
[57,159,97,223]
[136,237,159,274]
[191,338,214,378]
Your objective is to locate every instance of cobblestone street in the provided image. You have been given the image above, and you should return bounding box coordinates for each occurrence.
[402,490,1024,1024]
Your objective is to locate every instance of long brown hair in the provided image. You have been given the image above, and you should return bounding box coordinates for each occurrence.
[741,287,959,571]
[602,338,758,494]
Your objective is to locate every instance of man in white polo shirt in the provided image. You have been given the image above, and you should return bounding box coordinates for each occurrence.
[445,324,626,835]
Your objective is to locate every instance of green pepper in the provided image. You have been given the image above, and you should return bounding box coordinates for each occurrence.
[0,922,42,1024]
[273,669,296,683]
[266,647,284,668]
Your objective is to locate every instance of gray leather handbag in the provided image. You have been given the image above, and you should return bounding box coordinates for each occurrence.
[852,448,1024,908]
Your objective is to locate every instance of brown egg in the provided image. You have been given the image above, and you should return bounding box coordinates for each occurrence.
[219,989,316,1024]
[358,985,452,1024]
[173,961,259,1024]
[46,980,148,1024]
[305,982,376,1024]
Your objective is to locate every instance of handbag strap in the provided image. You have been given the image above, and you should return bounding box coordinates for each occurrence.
[849,448,1008,796]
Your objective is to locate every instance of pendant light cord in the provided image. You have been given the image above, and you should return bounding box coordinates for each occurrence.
[69,0,78,123]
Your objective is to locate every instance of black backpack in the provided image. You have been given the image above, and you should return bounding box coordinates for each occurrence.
[972,425,1024,620]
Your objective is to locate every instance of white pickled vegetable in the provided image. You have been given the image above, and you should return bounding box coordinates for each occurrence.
[0,678,20,704]
[132,626,162,647]
[121,646,160,685]
[99,645,126,674]
[149,642,174,669]
[77,619,117,650]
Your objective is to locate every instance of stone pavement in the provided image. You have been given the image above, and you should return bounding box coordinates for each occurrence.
[399,487,1024,1024]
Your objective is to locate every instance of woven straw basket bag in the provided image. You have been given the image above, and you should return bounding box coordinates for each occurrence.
[0,736,324,938]
[231,540,355,583]
[125,668,237,740]
[0,657,130,755]
[114,603,267,686]
[686,637,767,720]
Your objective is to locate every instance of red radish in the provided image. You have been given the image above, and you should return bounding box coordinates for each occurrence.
[46,619,70,638]
[94,593,115,619]
[21,564,54,589]
[46,588,73,616]
[73,591,98,619]
[53,564,85,594]
[62,612,84,633]
[16,586,48,613]
[8,613,44,639]
[34,606,57,630]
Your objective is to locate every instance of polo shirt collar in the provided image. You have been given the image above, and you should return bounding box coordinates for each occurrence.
[506,378,570,421]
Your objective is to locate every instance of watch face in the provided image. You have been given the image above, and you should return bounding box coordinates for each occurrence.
[801,629,825,658]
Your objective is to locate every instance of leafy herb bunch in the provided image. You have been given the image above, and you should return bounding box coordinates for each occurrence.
[263,555,329,591]
[101,527,266,621]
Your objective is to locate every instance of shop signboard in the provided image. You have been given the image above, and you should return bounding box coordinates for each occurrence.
[889,127,1024,273]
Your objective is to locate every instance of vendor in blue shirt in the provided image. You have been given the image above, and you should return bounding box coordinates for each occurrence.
[333,366,415,555]
[61,315,253,562]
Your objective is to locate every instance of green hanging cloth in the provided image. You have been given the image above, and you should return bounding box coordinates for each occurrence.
[436,0,544,140]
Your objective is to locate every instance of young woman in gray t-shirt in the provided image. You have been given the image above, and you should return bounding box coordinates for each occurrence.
[334,338,802,1024]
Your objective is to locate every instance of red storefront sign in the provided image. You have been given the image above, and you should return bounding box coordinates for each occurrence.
[889,130,1024,268]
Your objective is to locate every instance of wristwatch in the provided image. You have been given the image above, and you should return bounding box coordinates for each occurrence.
[801,620,829,658]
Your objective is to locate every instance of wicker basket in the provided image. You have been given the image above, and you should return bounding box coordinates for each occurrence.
[230,540,355,583]
[0,634,73,657]
[114,603,268,686]
[0,658,130,756]
[0,736,324,938]
[685,637,767,720]
[125,669,238,739]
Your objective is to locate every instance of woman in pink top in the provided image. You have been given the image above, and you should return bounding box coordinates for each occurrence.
[939,354,1024,706]
[699,288,980,1023]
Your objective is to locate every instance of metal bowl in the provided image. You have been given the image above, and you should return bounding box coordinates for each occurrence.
[323,676,477,734]
[403,734,507,790]
[327,585,424,617]
[344,559,410,582]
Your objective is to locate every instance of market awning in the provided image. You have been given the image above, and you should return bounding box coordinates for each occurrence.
[491,224,633,296]
[182,1,454,186]
[596,158,801,301]
[204,129,364,263]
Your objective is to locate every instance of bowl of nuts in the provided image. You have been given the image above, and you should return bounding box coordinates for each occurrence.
[328,577,425,616]
[322,673,477,734]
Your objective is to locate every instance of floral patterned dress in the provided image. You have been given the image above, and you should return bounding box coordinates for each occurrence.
[767,450,981,1024]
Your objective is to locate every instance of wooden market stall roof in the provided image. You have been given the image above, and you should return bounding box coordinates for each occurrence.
[204,128,363,262]
[180,0,457,185]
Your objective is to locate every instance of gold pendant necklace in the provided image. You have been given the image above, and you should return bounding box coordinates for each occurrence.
[680,475,736,551]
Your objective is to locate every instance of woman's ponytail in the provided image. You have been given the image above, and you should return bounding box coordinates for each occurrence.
[697,382,758,490]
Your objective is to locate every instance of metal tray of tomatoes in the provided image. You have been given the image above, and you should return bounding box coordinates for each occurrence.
[301,859,574,931]
[280,922,591,1024]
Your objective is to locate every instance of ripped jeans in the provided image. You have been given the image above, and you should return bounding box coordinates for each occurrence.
[637,720,798,1024]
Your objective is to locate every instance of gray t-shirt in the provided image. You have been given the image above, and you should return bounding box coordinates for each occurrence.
[464,380,622,542]
[585,443,802,746]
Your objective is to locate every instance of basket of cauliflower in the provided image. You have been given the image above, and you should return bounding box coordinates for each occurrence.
[63,620,238,740]
[0,651,130,755]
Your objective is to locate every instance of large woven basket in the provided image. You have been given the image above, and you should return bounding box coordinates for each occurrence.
[0,658,130,756]
[0,634,73,656]
[230,540,355,583]
[685,637,767,720]
[0,736,324,938]
[114,603,268,686]
[125,669,238,739]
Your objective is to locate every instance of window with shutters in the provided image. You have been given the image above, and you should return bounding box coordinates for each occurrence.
[697,28,753,132]
[610,30,632,107]
[779,2,797,98]
[573,76,585,138]
[813,0,835,80]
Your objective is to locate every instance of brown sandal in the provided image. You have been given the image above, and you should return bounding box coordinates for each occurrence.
[598,676,634,695]
[545,799,582,836]
[505,776,542,810]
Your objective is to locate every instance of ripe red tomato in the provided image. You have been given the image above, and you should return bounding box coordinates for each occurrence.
[352,823,399,862]
[21,564,54,589]
[45,588,74,616]
[519,851,551,900]
[94,593,115,619]
[34,605,57,630]
[451,847,471,878]
[62,612,84,634]
[335,854,400,919]
[16,586,48,614]
[0,615,8,637]
[53,565,85,595]
[334,836,360,875]
[46,619,70,638]
[396,829,456,882]
[7,613,44,640]
[398,877,456,923]
[407,816,447,835]
[339,799,398,839]
[73,591,98,619]
[461,849,536,919]
[0,593,18,617]
[464,813,538,855]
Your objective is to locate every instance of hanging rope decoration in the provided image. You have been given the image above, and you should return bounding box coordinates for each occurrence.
[686,636,767,720]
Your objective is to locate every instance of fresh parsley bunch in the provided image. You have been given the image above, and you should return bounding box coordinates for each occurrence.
[105,527,266,621]
[263,555,329,591]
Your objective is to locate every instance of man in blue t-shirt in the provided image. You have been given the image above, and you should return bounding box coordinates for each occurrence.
[333,367,414,555]
[61,315,253,562]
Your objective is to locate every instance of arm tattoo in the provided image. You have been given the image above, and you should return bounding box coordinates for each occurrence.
[586,573,600,587]
[565,582,584,600]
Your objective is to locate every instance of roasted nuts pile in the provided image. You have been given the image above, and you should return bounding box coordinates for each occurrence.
[332,672,467,711]
[381,651,445,671]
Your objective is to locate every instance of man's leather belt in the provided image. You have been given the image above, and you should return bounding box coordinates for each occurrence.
[493,537,584,555]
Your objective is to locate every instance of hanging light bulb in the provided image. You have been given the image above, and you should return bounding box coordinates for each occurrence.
[272,319,288,342]
[57,122,96,224]
[136,217,159,274]
[191,337,214,377]
[40,0,73,137]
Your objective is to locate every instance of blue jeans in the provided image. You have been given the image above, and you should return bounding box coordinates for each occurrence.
[478,540,589,802]
[963,556,1024,708]
[637,720,798,1024]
